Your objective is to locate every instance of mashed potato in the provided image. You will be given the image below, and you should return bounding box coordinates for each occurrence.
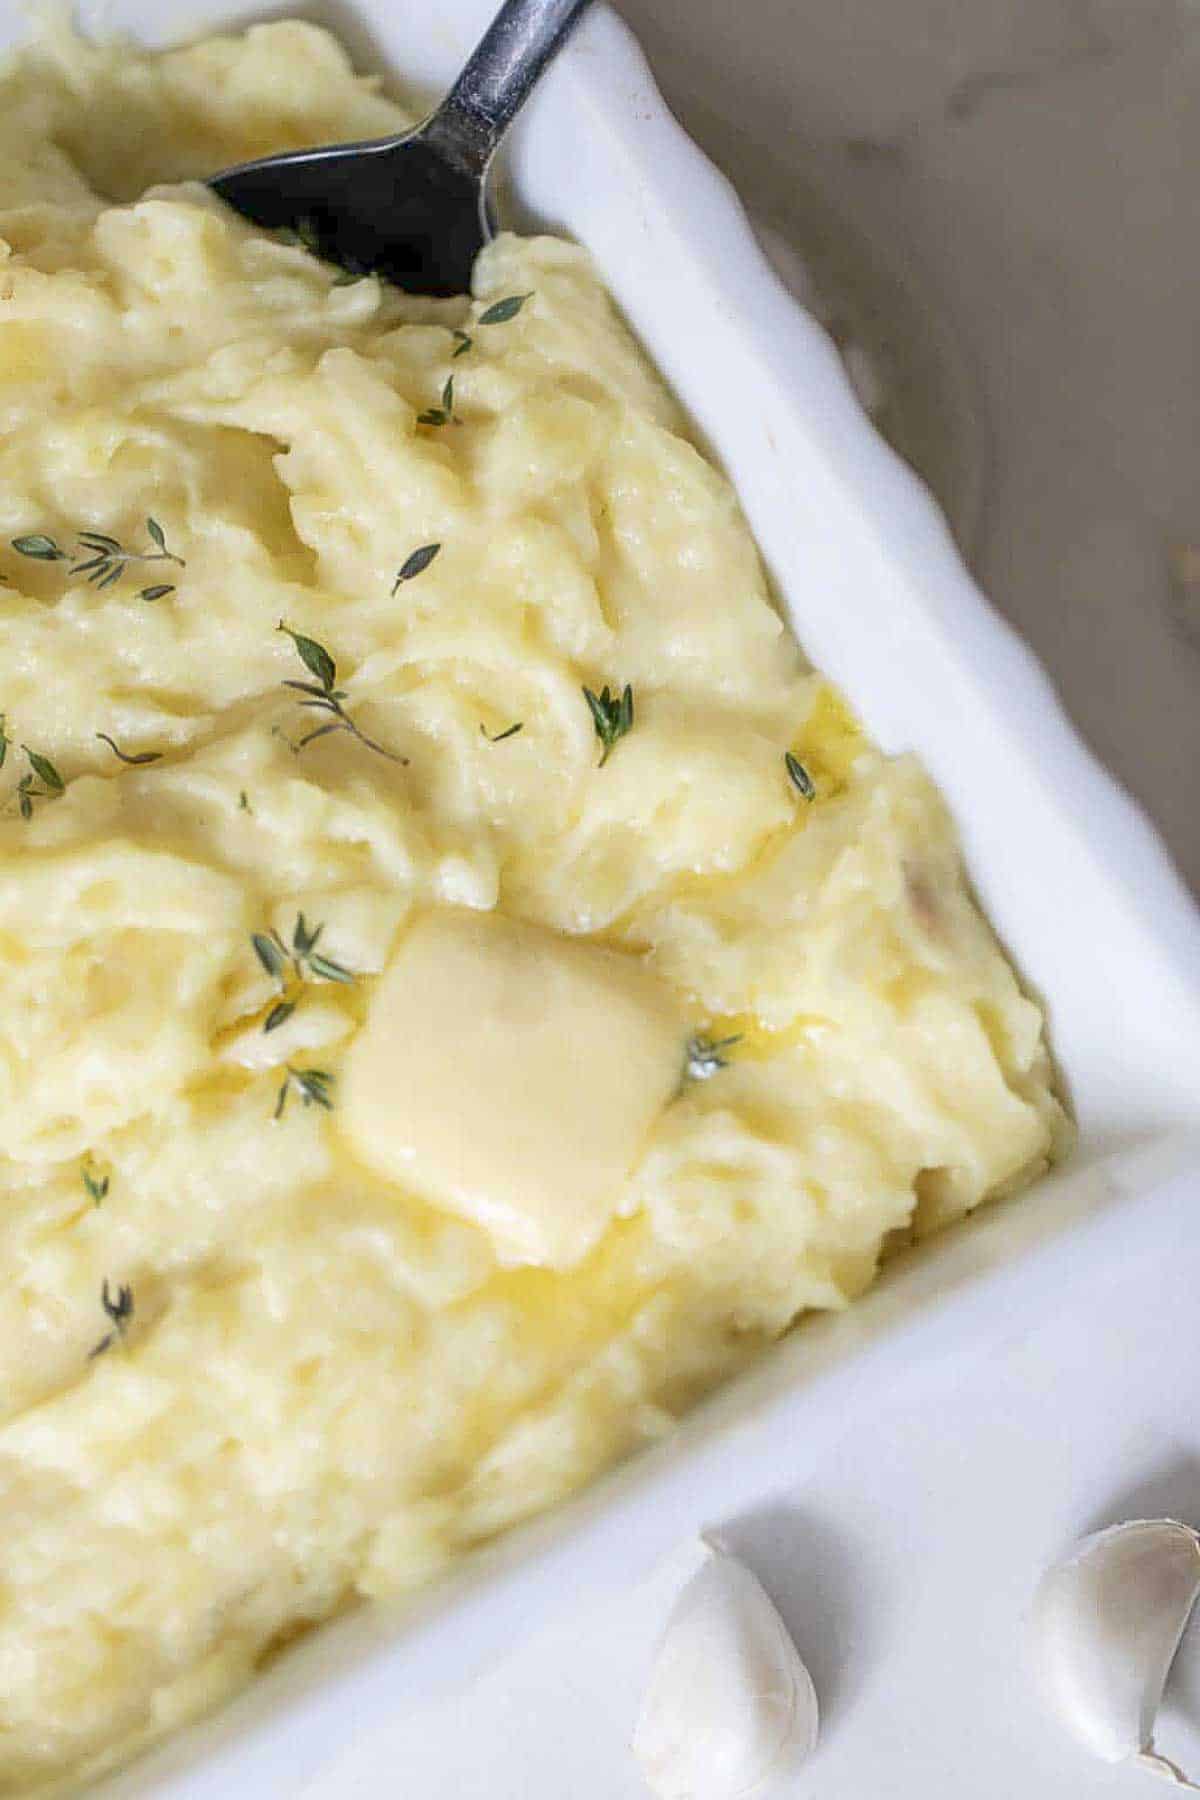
[0,16,1066,1791]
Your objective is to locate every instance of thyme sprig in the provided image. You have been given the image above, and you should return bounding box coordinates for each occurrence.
[252,913,355,1034]
[277,622,408,765]
[684,1033,743,1082]
[10,744,64,819]
[252,911,356,990]
[583,683,634,766]
[89,1279,134,1359]
[274,1065,334,1118]
[12,518,183,599]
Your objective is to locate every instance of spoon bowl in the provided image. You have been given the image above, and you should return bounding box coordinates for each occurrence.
[209,0,591,294]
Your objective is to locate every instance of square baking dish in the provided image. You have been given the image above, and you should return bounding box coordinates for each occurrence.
[4,0,1198,1791]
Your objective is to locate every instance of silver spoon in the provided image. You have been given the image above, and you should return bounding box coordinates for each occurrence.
[209,0,593,296]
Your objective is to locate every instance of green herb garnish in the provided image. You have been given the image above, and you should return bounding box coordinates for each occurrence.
[274,1065,334,1118]
[24,747,62,790]
[583,683,634,766]
[264,999,295,1033]
[480,721,523,743]
[12,744,64,819]
[291,911,355,985]
[684,1033,743,1082]
[478,292,533,325]
[96,732,162,767]
[391,542,441,594]
[89,1279,134,1358]
[252,913,356,1028]
[277,622,408,764]
[11,533,66,561]
[252,931,287,982]
[13,519,183,594]
[785,751,816,801]
[0,714,8,770]
[239,790,251,813]
[81,1161,109,1206]
[417,376,457,428]
[451,329,473,358]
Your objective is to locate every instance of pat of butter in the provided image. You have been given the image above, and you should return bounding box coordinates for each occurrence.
[341,908,683,1267]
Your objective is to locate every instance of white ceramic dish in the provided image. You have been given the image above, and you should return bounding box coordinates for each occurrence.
[6,0,1199,1792]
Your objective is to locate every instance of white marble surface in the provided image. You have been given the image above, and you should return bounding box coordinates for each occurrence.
[622,0,1200,895]
[305,4,1200,1796]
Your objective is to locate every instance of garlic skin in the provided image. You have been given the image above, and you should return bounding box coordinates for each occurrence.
[1030,1519,1200,1786]
[632,1545,818,1799]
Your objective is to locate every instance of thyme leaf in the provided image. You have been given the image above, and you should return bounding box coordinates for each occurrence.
[582,683,634,766]
[451,329,473,358]
[264,999,295,1033]
[391,542,441,594]
[277,623,336,692]
[291,912,321,959]
[785,751,816,801]
[306,951,355,985]
[252,931,288,982]
[24,748,63,791]
[11,533,66,561]
[96,732,162,767]
[480,721,523,743]
[478,292,533,325]
[0,715,7,770]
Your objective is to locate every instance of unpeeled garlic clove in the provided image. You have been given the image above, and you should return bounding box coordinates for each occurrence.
[1030,1518,1200,1787]
[632,1544,818,1799]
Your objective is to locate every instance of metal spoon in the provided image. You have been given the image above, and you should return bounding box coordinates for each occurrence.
[209,0,593,296]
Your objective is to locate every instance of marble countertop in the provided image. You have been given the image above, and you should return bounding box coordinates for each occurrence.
[306,4,1200,1796]
[626,0,1200,895]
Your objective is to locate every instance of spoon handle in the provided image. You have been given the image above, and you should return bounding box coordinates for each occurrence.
[426,0,595,171]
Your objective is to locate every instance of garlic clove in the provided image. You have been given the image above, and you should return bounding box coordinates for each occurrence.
[1030,1519,1200,1785]
[632,1545,818,1799]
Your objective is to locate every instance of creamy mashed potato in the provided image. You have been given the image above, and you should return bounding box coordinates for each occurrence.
[0,16,1066,1791]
